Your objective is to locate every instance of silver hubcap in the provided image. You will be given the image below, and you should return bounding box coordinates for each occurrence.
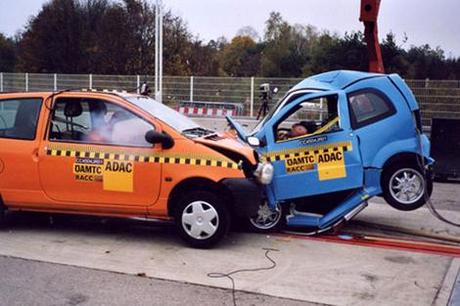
[389,168,425,204]
[249,203,282,230]
[182,201,219,240]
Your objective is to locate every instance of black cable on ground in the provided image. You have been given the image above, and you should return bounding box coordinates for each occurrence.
[425,197,460,228]
[207,248,279,306]
[415,133,460,228]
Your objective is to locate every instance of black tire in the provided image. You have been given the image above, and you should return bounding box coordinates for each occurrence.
[0,199,6,228]
[382,162,432,211]
[246,202,285,233]
[174,190,230,248]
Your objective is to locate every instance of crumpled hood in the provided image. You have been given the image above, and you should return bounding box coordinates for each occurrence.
[194,132,258,165]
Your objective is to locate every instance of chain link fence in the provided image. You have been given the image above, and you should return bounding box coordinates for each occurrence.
[1,72,459,126]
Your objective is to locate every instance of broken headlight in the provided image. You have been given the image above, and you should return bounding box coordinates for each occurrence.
[254,162,274,185]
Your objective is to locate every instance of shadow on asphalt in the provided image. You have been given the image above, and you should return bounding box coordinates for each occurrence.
[434,178,460,184]
[2,211,246,249]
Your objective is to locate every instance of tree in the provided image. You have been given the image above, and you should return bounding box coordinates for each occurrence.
[10,1,460,79]
[380,32,409,76]
[264,12,288,42]
[162,13,193,75]
[188,39,220,76]
[261,12,316,77]
[306,31,368,74]
[406,44,446,79]
[220,36,260,77]
[261,12,292,76]
[122,0,156,75]
[0,33,17,72]
[302,31,338,75]
[18,0,84,73]
[16,0,195,75]
[445,58,460,80]
[78,0,112,73]
[93,3,133,74]
[236,26,260,42]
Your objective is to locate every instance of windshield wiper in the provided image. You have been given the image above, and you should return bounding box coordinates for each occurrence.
[182,127,214,137]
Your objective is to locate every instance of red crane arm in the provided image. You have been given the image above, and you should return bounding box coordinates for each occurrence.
[360,0,385,73]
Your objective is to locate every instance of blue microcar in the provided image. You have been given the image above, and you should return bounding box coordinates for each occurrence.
[228,70,434,233]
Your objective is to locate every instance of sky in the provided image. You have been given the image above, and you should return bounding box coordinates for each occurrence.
[1,0,459,57]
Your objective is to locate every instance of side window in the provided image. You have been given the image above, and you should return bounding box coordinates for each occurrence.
[49,98,154,147]
[274,95,340,142]
[348,91,396,129]
[0,98,42,140]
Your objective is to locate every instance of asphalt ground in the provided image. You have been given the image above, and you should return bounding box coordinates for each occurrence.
[0,256,316,306]
[0,181,458,306]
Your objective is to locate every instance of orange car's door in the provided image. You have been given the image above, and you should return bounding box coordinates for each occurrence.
[38,96,162,208]
[0,97,44,205]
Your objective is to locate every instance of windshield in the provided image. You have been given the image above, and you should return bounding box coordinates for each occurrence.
[251,89,320,135]
[251,95,286,134]
[126,96,200,132]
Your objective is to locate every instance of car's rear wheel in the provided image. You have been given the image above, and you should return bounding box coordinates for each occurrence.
[382,163,432,211]
[247,202,284,232]
[174,190,230,248]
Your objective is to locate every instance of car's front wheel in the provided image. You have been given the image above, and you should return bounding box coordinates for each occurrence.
[174,190,230,248]
[247,202,284,232]
[382,163,432,211]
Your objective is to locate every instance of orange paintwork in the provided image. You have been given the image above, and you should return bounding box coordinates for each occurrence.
[0,91,256,219]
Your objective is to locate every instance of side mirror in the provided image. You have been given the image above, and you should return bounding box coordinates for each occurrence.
[247,136,260,147]
[145,130,174,149]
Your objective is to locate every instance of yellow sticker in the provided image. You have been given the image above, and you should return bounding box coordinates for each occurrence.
[285,155,315,173]
[316,149,346,180]
[102,160,134,193]
[277,142,349,180]
[48,146,240,170]
[73,158,104,182]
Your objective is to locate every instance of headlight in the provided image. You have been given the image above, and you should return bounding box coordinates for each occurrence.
[254,162,274,185]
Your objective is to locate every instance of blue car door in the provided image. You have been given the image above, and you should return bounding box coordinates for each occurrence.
[261,91,364,202]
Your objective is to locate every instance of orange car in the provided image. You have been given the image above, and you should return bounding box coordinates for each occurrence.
[0,90,273,248]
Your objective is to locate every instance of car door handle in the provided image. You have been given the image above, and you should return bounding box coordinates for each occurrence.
[32,148,40,162]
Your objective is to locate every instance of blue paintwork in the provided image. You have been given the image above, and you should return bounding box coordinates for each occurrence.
[226,116,247,140]
[318,190,369,228]
[259,91,364,204]
[286,189,371,228]
[363,168,382,196]
[286,214,321,227]
[289,70,381,92]
[243,70,433,229]
[388,74,419,111]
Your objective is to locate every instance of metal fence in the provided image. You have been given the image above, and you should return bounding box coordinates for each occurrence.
[1,72,460,125]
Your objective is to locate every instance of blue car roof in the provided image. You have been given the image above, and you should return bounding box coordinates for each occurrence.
[289,70,383,92]
[289,70,419,111]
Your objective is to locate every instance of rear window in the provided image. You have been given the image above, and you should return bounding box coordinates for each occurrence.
[348,91,396,129]
[0,98,42,140]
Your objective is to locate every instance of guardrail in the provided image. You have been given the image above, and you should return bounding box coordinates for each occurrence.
[1,72,459,125]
